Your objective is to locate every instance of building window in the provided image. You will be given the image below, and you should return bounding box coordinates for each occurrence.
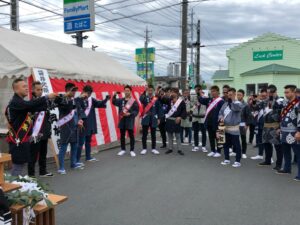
[258,83,268,92]
[246,84,256,96]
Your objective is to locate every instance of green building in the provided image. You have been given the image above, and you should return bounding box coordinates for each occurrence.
[212,33,300,96]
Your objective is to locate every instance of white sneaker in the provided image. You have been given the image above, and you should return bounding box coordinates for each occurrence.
[271,158,274,164]
[251,155,263,160]
[213,152,222,158]
[192,147,199,152]
[207,152,215,157]
[229,148,233,153]
[221,160,231,165]
[202,147,208,153]
[242,154,247,159]
[230,152,236,157]
[57,169,66,175]
[117,150,126,156]
[130,151,136,157]
[140,149,147,155]
[152,149,160,155]
[232,162,241,168]
[184,137,189,143]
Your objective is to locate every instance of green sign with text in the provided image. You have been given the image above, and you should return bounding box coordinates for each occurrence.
[253,50,283,61]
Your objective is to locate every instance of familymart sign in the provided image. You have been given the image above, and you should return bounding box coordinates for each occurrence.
[64,0,95,33]
[253,50,283,61]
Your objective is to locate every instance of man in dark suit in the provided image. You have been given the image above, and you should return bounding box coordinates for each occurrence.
[139,85,163,155]
[199,85,224,158]
[112,85,139,157]
[5,78,57,176]
[77,85,110,163]
[28,81,54,178]
[57,83,87,174]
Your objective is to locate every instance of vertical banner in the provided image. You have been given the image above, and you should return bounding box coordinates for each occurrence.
[32,68,60,167]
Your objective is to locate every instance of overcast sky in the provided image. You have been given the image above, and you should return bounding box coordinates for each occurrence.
[1,0,300,83]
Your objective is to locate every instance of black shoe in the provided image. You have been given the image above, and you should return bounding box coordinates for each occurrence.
[165,150,173,154]
[258,162,271,166]
[276,170,291,175]
[273,166,281,171]
[40,172,54,177]
[160,145,167,149]
[177,150,184,156]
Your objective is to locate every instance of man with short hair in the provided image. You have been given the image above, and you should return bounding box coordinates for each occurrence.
[28,81,54,177]
[165,88,187,156]
[77,85,110,164]
[251,89,267,160]
[57,83,87,174]
[113,85,139,157]
[199,85,224,157]
[258,85,283,171]
[180,89,193,144]
[277,85,300,181]
[219,88,243,168]
[5,78,57,176]
[139,85,163,155]
[222,85,230,102]
[237,89,251,159]
[191,85,207,152]
[158,88,170,149]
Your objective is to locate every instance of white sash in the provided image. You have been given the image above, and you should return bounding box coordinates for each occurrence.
[32,111,45,138]
[85,97,92,117]
[204,97,222,121]
[223,106,231,120]
[57,110,75,127]
[123,98,135,114]
[165,98,183,119]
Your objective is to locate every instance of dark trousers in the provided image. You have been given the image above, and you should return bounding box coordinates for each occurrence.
[256,128,264,156]
[249,124,256,143]
[28,139,48,176]
[207,125,220,153]
[192,122,206,147]
[264,143,283,167]
[281,143,300,172]
[224,133,242,163]
[77,135,92,162]
[142,125,156,149]
[241,134,247,154]
[120,129,135,151]
[158,121,167,146]
[180,127,192,143]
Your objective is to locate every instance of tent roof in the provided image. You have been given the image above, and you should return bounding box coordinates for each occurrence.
[241,64,300,76]
[0,28,145,86]
[212,70,233,81]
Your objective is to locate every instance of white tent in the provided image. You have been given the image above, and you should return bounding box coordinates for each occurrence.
[0,27,145,85]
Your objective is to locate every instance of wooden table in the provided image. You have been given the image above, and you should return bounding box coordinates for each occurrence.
[10,194,68,225]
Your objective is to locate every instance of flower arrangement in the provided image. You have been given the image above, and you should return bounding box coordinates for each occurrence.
[4,175,53,224]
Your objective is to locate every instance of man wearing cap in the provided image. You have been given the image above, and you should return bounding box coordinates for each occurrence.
[76,85,110,164]
[57,83,87,174]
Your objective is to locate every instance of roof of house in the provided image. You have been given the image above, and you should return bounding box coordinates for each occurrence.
[212,70,233,80]
[240,64,300,76]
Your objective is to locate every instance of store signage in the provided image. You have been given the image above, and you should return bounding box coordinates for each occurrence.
[253,50,283,61]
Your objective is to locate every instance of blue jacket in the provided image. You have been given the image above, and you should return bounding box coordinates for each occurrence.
[139,95,163,128]
[198,96,224,131]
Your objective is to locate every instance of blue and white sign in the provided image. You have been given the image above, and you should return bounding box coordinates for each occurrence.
[64,0,95,34]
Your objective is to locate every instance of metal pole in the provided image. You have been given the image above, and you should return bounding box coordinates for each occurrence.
[196,19,201,85]
[145,26,149,81]
[76,31,83,47]
[180,0,188,90]
[10,0,19,31]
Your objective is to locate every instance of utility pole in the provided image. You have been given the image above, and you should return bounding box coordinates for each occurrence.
[10,0,19,31]
[71,31,88,48]
[196,19,201,85]
[144,26,150,81]
[180,0,188,90]
[190,9,194,87]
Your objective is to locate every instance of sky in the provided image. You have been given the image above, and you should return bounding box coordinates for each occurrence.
[1,0,300,83]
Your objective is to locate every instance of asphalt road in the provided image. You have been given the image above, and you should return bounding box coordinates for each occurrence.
[42,139,300,225]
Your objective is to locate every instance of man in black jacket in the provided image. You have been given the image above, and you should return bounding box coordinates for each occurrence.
[28,81,54,177]
[77,85,110,163]
[6,78,57,176]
